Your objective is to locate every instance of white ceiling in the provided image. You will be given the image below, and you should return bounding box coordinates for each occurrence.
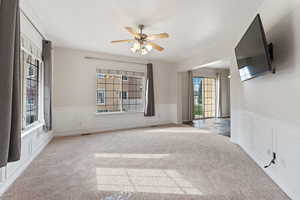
[24,0,264,63]
[195,60,231,69]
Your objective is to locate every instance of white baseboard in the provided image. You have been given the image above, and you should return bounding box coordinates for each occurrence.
[0,132,53,196]
[54,120,175,137]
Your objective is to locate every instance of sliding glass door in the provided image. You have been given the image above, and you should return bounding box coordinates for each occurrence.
[193,77,216,119]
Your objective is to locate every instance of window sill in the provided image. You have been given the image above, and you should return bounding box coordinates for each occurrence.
[95,111,144,116]
[22,122,44,138]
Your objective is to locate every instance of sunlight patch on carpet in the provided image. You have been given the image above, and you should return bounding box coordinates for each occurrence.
[96,168,203,195]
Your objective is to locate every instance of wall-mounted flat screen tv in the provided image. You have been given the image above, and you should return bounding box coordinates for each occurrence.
[235,14,272,81]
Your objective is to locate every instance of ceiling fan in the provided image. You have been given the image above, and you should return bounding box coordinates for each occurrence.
[111,24,169,55]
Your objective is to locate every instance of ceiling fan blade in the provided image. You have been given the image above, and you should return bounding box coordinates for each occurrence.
[148,42,164,51]
[111,39,134,43]
[125,27,140,38]
[147,33,169,40]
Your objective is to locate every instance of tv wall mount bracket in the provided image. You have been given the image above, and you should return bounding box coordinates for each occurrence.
[268,43,275,74]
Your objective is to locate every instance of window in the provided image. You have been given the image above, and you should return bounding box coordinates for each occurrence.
[122,91,128,99]
[96,69,144,113]
[21,34,43,129]
[202,78,216,118]
[122,76,143,112]
[97,73,105,79]
[193,77,203,119]
[193,77,216,119]
[21,50,42,128]
[96,89,105,105]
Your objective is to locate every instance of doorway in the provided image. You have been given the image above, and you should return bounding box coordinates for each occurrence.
[193,77,216,119]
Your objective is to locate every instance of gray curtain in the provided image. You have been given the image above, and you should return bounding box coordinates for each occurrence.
[42,40,53,131]
[216,72,222,118]
[144,63,155,116]
[187,71,194,121]
[0,0,21,167]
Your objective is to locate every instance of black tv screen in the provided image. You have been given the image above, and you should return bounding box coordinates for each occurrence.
[235,14,272,81]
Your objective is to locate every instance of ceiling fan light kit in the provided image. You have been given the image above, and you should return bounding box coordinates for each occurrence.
[111,24,169,55]
[130,41,153,55]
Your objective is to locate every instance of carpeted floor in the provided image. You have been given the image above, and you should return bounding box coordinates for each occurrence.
[1,125,290,200]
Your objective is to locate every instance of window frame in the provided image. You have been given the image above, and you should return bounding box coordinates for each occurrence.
[21,47,44,131]
[95,70,145,114]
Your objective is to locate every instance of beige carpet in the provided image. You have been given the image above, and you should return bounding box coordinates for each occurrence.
[1,125,289,200]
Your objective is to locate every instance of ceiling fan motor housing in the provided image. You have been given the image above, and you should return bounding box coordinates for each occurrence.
[111,24,168,52]
[138,24,145,31]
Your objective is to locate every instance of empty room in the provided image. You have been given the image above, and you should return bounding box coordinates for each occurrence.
[0,0,299,199]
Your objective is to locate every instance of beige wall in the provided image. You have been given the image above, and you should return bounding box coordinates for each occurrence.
[53,47,178,136]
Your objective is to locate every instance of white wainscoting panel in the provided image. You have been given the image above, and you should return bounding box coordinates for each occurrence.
[231,110,300,200]
[0,126,53,196]
[53,104,177,136]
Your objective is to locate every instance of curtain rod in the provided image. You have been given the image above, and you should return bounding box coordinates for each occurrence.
[20,8,47,40]
[85,56,148,66]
